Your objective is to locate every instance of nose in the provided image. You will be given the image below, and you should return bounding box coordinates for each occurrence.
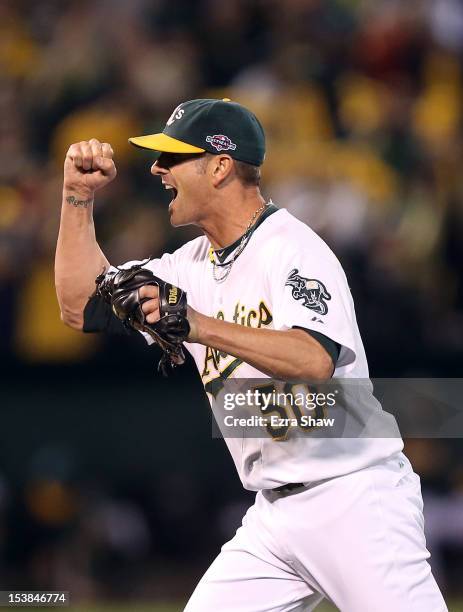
[150,160,168,176]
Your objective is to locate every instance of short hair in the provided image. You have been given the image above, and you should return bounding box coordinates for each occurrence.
[196,153,261,187]
[234,160,261,187]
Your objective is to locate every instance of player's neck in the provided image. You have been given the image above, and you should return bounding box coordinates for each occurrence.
[201,191,266,249]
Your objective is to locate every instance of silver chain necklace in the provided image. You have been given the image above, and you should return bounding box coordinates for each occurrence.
[210,202,268,283]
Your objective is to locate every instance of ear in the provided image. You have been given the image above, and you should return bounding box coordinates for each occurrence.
[210,155,234,188]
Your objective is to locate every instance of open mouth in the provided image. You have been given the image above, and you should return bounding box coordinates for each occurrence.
[164,184,178,203]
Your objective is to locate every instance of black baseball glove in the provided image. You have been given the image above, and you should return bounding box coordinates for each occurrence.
[95,262,190,375]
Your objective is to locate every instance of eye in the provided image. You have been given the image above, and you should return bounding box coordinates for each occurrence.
[158,152,205,169]
[157,153,178,168]
[169,154,182,166]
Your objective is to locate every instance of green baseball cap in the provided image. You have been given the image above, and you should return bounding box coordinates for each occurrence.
[129,98,266,166]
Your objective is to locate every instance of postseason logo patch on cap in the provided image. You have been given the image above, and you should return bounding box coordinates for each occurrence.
[206,134,237,152]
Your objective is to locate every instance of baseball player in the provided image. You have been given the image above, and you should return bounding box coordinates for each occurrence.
[55,99,447,611]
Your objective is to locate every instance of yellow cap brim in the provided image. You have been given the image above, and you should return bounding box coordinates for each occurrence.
[128,133,205,154]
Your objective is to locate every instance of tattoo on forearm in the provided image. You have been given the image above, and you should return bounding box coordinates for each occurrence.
[66,195,93,208]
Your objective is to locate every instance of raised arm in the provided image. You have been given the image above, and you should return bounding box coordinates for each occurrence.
[55,139,116,330]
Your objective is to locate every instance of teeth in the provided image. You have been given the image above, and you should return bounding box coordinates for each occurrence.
[164,184,174,190]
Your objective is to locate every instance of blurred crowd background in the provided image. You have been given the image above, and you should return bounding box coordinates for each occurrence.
[1,0,463,608]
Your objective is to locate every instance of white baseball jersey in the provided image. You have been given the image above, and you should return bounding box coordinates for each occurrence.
[110,205,403,490]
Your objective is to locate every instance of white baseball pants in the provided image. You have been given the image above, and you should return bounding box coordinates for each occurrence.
[184,453,447,612]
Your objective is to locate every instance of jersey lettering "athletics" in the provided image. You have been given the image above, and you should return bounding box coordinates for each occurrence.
[106,206,403,491]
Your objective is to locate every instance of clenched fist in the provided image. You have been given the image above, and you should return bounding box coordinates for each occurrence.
[64,138,117,199]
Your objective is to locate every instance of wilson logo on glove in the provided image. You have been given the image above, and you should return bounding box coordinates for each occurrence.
[168,287,178,305]
[94,261,190,375]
